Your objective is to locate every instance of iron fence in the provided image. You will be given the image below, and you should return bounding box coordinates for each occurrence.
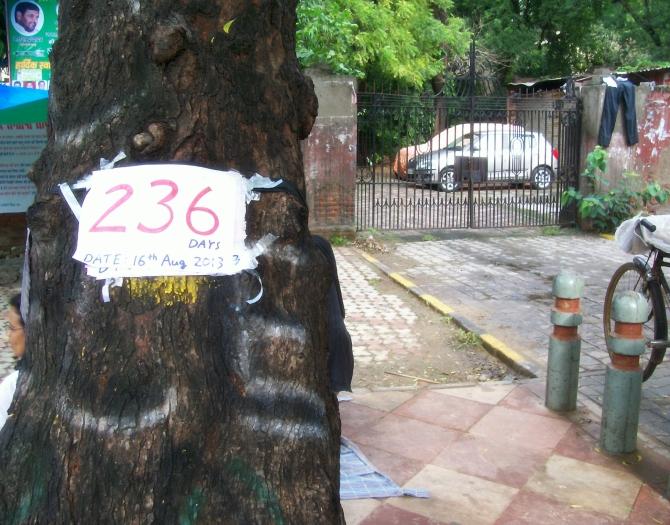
[355,46,581,231]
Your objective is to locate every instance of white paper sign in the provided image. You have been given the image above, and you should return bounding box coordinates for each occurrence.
[0,123,43,213]
[73,164,262,278]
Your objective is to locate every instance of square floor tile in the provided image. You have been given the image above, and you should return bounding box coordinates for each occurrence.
[470,406,571,451]
[525,454,642,519]
[432,382,517,405]
[356,443,426,486]
[624,444,670,494]
[433,433,551,488]
[499,384,563,419]
[390,464,517,525]
[627,485,670,525]
[520,378,548,398]
[494,489,622,524]
[340,402,388,438]
[360,503,449,524]
[553,425,628,472]
[341,499,381,525]
[353,413,459,463]
[351,390,415,412]
[394,390,492,432]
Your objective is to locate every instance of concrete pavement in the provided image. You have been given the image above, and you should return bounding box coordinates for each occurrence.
[339,380,670,524]
[335,231,670,523]
[355,227,670,454]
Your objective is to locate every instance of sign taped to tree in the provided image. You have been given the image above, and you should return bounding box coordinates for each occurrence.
[72,164,276,279]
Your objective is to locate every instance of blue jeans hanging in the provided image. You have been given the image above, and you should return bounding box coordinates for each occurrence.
[597,80,639,147]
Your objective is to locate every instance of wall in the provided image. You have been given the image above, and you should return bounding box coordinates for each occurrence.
[580,80,670,190]
[301,68,357,238]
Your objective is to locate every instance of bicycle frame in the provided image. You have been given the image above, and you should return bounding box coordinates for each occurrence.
[635,248,670,353]
[635,249,670,298]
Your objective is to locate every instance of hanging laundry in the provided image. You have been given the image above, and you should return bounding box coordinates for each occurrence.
[597,77,639,147]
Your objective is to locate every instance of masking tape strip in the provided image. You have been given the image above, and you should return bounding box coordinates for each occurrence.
[71,174,93,190]
[20,228,30,323]
[249,233,278,258]
[246,174,283,203]
[58,183,82,220]
[100,151,127,170]
[246,270,263,304]
[101,276,123,303]
[243,233,278,304]
[72,151,126,191]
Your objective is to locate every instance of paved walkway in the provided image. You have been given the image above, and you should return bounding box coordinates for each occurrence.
[357,228,670,453]
[340,380,670,524]
[334,232,670,523]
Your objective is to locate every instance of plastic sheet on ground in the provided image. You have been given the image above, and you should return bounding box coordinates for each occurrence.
[340,437,430,500]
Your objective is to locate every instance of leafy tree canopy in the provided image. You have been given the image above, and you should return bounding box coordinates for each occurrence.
[453,0,669,80]
[296,0,470,89]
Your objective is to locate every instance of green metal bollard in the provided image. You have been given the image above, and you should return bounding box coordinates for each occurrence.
[546,271,584,412]
[600,291,649,455]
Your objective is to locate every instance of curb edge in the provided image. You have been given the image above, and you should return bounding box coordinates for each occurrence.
[353,248,538,379]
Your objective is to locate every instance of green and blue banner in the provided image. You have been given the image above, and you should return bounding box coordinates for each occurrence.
[0,85,48,213]
[5,0,59,89]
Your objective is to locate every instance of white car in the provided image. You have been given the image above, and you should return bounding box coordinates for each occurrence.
[405,123,559,192]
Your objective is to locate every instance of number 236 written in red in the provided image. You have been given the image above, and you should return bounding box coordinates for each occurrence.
[89,180,221,236]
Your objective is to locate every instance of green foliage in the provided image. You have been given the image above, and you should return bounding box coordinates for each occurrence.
[296,0,470,89]
[562,147,670,233]
[329,235,350,246]
[452,0,669,80]
[541,225,563,236]
[296,0,362,77]
[358,93,435,160]
[456,328,480,347]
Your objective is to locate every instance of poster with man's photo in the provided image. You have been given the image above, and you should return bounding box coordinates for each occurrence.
[5,0,59,89]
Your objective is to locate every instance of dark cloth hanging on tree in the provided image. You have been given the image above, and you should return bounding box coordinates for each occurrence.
[312,235,354,392]
[597,79,639,148]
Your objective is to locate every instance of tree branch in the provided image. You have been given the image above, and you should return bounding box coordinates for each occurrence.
[616,0,662,47]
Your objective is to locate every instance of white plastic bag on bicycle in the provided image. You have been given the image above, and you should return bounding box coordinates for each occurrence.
[615,213,670,254]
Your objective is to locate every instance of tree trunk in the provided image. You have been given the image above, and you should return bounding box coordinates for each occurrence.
[0,1,344,523]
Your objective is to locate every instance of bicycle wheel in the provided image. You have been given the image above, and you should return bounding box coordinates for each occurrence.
[603,262,668,381]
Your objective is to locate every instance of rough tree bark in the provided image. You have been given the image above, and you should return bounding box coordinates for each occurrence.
[0,1,345,523]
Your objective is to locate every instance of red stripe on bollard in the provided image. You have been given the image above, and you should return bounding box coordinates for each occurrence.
[554,297,580,313]
[614,321,643,339]
[553,325,578,341]
[611,353,640,371]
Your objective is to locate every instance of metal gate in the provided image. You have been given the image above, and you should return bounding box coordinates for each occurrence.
[355,48,581,231]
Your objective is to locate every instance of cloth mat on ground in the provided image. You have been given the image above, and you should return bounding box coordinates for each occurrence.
[340,437,430,500]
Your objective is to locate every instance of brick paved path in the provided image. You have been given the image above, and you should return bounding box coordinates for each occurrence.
[367,227,670,452]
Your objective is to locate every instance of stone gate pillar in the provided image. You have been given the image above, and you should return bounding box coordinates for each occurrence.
[302,67,357,238]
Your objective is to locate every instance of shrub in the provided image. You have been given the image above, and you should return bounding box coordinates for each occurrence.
[561,146,670,233]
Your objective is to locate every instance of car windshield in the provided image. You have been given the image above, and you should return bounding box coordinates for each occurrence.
[448,134,478,151]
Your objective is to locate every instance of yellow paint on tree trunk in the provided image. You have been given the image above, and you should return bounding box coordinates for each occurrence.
[127,276,203,305]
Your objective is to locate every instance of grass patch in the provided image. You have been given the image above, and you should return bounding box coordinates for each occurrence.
[456,329,481,347]
[329,235,350,246]
[541,225,562,236]
[421,234,437,242]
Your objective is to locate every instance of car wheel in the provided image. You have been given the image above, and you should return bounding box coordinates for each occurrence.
[438,167,459,192]
[531,165,554,190]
